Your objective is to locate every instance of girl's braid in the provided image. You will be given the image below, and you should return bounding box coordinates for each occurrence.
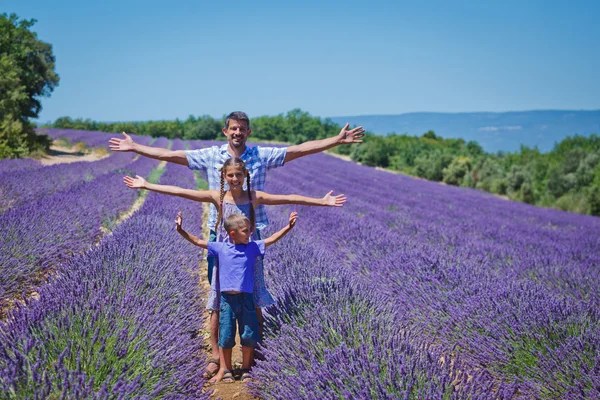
[246,172,256,232]
[216,168,226,231]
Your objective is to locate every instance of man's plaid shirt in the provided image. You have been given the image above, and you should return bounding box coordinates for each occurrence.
[185,144,287,231]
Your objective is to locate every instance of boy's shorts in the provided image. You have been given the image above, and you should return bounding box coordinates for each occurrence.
[219,292,260,349]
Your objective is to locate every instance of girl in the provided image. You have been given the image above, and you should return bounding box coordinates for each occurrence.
[123,157,346,379]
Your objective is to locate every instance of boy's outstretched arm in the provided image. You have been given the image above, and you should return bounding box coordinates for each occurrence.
[123,175,219,205]
[283,123,365,163]
[109,132,188,165]
[264,212,298,247]
[176,212,208,249]
[255,190,346,207]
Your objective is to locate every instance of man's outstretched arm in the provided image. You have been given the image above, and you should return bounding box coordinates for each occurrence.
[109,132,189,166]
[283,123,365,163]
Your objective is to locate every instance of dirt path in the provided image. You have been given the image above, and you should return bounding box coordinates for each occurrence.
[39,143,110,165]
[198,203,258,400]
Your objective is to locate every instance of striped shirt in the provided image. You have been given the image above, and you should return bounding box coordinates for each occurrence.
[185,144,287,230]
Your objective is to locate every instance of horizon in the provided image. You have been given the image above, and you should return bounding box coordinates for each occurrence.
[40,107,600,124]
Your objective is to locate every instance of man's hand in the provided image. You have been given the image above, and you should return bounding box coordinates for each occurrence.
[322,190,347,207]
[175,211,183,230]
[123,175,147,189]
[289,211,298,228]
[337,123,365,144]
[109,132,135,152]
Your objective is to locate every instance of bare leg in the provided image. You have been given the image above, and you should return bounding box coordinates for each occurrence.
[210,311,220,361]
[210,347,235,383]
[240,346,255,383]
[203,311,220,377]
[255,308,264,339]
[241,346,255,370]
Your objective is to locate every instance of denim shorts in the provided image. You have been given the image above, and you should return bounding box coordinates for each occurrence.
[219,292,260,349]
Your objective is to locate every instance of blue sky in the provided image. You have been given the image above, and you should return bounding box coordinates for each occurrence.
[5,0,600,122]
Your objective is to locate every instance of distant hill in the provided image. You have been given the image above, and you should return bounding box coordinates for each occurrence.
[329,110,600,153]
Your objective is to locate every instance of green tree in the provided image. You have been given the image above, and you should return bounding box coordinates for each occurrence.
[442,156,471,186]
[588,185,600,216]
[0,13,59,158]
[183,115,221,140]
[351,134,391,167]
[414,150,452,181]
[473,157,504,192]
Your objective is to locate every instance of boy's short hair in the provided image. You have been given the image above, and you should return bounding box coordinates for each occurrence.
[225,111,250,130]
[224,214,250,232]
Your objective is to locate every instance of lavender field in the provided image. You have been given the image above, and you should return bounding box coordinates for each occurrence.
[1,130,599,399]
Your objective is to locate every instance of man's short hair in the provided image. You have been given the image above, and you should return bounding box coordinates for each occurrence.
[225,111,250,130]
[224,214,250,232]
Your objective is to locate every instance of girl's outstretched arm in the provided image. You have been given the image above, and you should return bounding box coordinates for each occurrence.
[176,212,208,249]
[254,190,347,207]
[264,212,297,247]
[123,175,219,205]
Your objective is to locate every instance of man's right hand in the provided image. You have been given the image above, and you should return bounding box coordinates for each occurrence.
[109,132,135,152]
[123,175,147,189]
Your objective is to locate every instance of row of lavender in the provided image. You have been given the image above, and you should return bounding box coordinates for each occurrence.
[0,129,149,175]
[0,131,152,212]
[0,150,210,397]
[251,153,600,398]
[41,128,132,149]
[0,137,167,308]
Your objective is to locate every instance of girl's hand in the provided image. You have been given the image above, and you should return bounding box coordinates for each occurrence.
[123,175,147,189]
[322,190,347,207]
[289,211,298,228]
[175,211,183,229]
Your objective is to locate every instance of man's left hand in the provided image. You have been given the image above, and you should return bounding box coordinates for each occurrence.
[337,123,365,144]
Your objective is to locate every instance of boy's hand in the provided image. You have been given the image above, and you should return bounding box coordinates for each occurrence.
[109,132,136,152]
[175,211,183,229]
[123,175,147,189]
[289,211,298,228]
[323,190,347,207]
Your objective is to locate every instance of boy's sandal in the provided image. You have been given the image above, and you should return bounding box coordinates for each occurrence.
[202,358,220,379]
[222,369,235,383]
[240,368,252,383]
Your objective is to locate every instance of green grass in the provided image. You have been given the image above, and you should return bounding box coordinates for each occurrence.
[55,137,71,147]
[194,171,209,190]
[147,167,165,184]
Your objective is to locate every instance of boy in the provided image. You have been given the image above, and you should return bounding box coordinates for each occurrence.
[175,210,297,383]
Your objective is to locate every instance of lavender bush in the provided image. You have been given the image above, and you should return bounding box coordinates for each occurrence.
[250,153,600,399]
[0,138,167,213]
[0,158,41,174]
[40,129,151,149]
[0,161,209,398]
[0,155,159,307]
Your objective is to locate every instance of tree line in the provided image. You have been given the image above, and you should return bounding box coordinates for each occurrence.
[49,108,342,143]
[48,110,600,217]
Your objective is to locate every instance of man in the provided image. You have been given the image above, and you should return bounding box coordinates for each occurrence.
[108,111,364,376]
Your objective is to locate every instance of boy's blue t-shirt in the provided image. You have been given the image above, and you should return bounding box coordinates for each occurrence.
[207,240,266,293]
